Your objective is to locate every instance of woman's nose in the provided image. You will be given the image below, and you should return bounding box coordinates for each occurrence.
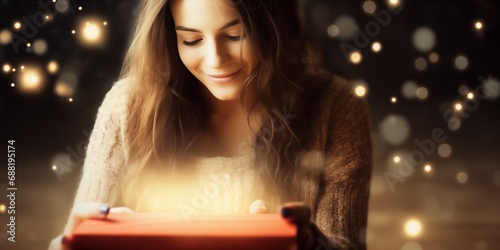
[204,39,229,69]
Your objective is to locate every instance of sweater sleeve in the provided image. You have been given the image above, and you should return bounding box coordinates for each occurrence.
[70,79,130,209]
[314,78,373,249]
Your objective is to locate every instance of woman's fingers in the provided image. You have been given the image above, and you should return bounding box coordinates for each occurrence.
[249,199,268,214]
[280,202,315,249]
[110,207,135,213]
[279,202,311,223]
[62,203,111,241]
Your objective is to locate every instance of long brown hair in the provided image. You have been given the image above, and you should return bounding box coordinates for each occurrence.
[120,0,330,211]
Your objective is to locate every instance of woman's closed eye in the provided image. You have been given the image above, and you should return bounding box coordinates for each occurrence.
[182,35,242,47]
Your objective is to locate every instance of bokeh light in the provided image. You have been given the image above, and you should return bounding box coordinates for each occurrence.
[350,51,363,64]
[0,29,12,45]
[454,54,469,71]
[13,21,21,29]
[457,171,468,184]
[352,80,368,97]
[83,22,101,41]
[424,164,432,173]
[18,65,46,94]
[55,0,69,12]
[0,204,6,213]
[401,241,423,250]
[474,21,483,30]
[330,15,358,41]
[391,97,397,103]
[448,117,461,131]
[387,0,402,8]
[413,27,436,52]
[402,81,418,99]
[3,63,11,73]
[404,218,422,238]
[428,52,439,63]
[363,1,377,14]
[414,57,427,71]
[438,143,452,158]
[47,60,59,74]
[379,114,410,145]
[482,76,500,100]
[54,72,79,98]
[458,85,469,95]
[467,92,474,100]
[416,87,429,100]
[394,156,401,163]
[371,41,382,53]
[33,39,48,55]
[454,103,463,111]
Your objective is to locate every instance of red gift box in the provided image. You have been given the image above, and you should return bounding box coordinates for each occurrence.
[72,213,297,250]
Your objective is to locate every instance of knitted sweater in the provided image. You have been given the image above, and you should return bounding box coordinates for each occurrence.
[69,76,373,249]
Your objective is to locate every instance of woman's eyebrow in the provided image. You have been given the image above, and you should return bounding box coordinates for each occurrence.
[175,19,240,33]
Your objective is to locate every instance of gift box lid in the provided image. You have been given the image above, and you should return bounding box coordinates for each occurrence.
[72,213,297,250]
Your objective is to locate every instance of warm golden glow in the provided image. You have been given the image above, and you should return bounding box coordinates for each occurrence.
[424,164,432,172]
[350,51,363,64]
[13,21,21,30]
[2,64,11,73]
[394,156,401,163]
[391,97,397,103]
[47,60,59,74]
[404,218,422,237]
[467,92,474,100]
[0,204,6,213]
[83,22,101,41]
[18,66,45,94]
[454,103,463,111]
[0,29,12,45]
[372,41,382,53]
[475,21,483,30]
[355,86,367,97]
[52,165,57,171]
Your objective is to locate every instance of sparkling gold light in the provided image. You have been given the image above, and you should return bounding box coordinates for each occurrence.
[467,92,474,100]
[454,103,463,111]
[11,83,15,87]
[362,1,377,14]
[394,156,401,163]
[82,22,101,42]
[47,61,59,74]
[404,218,422,237]
[424,164,432,172]
[12,68,16,72]
[20,65,25,70]
[19,67,45,94]
[13,21,21,30]
[27,42,31,47]
[78,6,83,10]
[388,0,401,7]
[3,64,11,73]
[52,165,57,171]
[0,204,6,213]
[103,21,108,26]
[71,30,76,34]
[475,21,483,30]
[69,97,74,102]
[355,86,367,97]
[371,41,382,53]
[350,51,363,64]
[391,97,397,103]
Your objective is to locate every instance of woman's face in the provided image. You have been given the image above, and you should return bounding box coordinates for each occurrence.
[171,0,258,101]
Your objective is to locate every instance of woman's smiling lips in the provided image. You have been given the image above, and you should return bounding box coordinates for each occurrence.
[207,70,241,84]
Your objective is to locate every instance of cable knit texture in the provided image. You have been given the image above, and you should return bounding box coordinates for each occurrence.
[69,76,372,249]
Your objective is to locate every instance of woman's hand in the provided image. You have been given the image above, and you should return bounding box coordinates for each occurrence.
[280,202,315,250]
[248,200,315,250]
[48,203,133,250]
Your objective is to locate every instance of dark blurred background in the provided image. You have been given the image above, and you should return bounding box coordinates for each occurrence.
[0,0,499,249]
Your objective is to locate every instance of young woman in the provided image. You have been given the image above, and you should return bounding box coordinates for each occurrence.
[49,0,372,249]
